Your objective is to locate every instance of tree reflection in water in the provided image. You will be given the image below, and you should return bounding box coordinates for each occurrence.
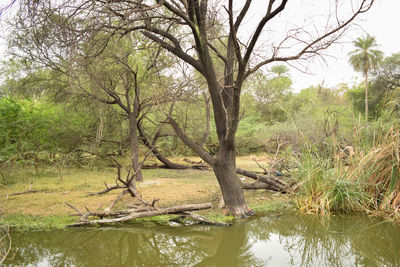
[6,214,400,266]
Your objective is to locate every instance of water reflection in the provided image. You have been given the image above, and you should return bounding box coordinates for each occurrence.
[6,214,400,266]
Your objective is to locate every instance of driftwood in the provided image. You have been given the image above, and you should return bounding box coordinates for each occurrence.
[67,202,213,227]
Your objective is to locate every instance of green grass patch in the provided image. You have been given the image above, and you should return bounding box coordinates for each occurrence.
[1,213,76,231]
[250,198,295,214]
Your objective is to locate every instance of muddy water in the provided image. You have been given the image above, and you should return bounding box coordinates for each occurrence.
[5,213,400,266]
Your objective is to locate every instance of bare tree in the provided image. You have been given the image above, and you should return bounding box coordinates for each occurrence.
[12,0,374,216]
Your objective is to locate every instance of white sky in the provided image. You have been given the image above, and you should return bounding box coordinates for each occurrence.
[284,0,400,91]
[0,0,398,91]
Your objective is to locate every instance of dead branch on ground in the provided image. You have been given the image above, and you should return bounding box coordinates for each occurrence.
[87,182,126,196]
[66,202,215,227]
[87,156,152,208]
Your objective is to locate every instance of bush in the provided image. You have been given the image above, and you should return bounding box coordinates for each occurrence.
[0,97,92,184]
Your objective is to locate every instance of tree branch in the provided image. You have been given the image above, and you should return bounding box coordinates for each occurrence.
[242,0,289,66]
[141,30,205,75]
[245,0,373,78]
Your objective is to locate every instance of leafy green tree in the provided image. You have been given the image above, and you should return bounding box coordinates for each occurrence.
[247,67,292,124]
[270,65,289,77]
[376,52,400,87]
[348,35,383,121]
[0,98,91,163]
[348,53,400,120]
[371,53,400,119]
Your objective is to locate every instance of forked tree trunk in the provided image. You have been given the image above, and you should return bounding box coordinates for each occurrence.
[212,142,251,217]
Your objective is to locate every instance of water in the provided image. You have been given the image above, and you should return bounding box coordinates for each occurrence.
[5,213,400,266]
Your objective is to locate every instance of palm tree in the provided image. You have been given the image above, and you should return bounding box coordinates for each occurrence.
[348,35,383,121]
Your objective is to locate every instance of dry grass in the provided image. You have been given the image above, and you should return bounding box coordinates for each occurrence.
[347,126,400,215]
[0,156,283,219]
[0,168,218,216]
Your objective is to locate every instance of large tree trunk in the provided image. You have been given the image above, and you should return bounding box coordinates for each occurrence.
[129,114,143,181]
[212,142,251,217]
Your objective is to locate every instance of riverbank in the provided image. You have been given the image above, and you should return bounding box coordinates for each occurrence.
[0,156,293,230]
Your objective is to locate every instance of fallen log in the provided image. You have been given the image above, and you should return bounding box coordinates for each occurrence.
[242,181,275,190]
[67,202,213,227]
[66,203,155,219]
[6,190,40,197]
[142,163,209,170]
[236,168,287,192]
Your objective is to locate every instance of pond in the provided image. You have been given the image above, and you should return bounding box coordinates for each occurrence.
[5,213,400,266]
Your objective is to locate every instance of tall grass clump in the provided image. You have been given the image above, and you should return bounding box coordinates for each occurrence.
[347,126,400,218]
[294,125,400,221]
[294,148,366,214]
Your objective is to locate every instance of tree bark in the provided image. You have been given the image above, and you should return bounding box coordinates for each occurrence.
[212,143,252,217]
[129,113,143,181]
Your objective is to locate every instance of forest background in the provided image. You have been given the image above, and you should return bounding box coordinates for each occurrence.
[0,0,400,223]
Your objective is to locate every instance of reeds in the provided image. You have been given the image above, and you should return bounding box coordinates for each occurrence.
[348,126,400,215]
[295,125,400,221]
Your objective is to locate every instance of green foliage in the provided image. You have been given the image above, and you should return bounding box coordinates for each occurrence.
[0,97,88,159]
[236,113,266,154]
[346,52,400,120]
[246,68,293,124]
[259,86,353,151]
[0,97,93,184]
[346,84,365,116]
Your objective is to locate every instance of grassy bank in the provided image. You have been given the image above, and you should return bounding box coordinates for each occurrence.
[0,156,293,230]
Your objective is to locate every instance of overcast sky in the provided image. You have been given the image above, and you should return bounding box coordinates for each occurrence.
[0,0,397,91]
[285,0,399,91]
